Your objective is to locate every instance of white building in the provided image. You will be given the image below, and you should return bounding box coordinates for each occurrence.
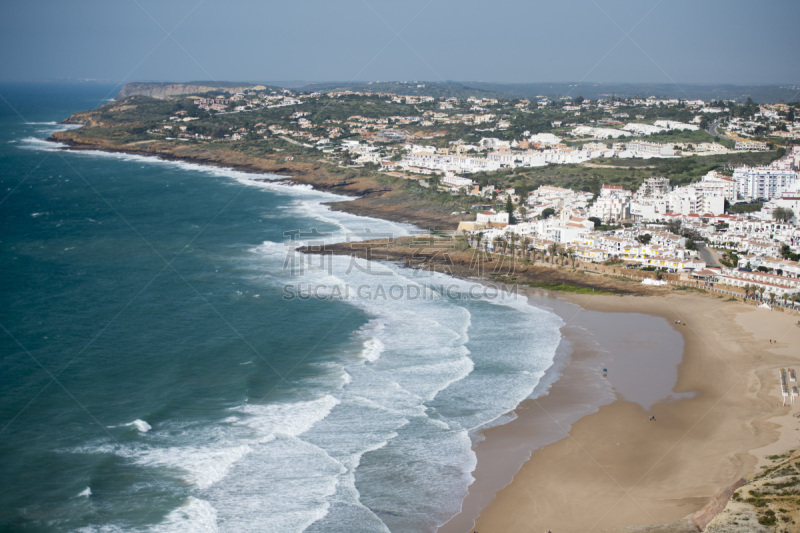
[735,140,768,151]
[441,174,475,189]
[476,210,510,225]
[734,166,800,201]
[625,141,675,158]
[638,176,671,197]
[668,185,725,216]
[701,171,737,201]
[653,120,699,131]
[622,123,666,136]
[572,126,628,139]
[760,192,800,223]
[588,185,632,223]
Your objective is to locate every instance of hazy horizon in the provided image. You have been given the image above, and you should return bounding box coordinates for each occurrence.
[2,0,799,87]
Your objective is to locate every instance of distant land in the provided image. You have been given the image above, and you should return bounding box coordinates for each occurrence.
[113,80,800,103]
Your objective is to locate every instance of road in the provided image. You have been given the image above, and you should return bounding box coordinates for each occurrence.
[706,119,737,144]
[696,242,723,268]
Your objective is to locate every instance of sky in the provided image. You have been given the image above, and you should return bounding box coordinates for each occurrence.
[1,0,799,86]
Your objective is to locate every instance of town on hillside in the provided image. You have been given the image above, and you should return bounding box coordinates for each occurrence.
[65,83,800,304]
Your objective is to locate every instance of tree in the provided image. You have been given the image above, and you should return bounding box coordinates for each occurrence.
[541,207,556,219]
[476,231,484,251]
[505,197,516,225]
[588,216,602,228]
[522,237,531,260]
[636,233,652,245]
[493,235,504,253]
[567,247,577,268]
[548,243,561,263]
[772,207,795,222]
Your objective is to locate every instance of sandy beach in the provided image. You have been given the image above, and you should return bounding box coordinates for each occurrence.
[459,292,800,533]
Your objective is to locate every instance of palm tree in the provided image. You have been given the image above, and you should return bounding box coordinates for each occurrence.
[743,284,752,299]
[522,237,531,261]
[769,292,776,304]
[758,286,766,301]
[567,247,577,268]
[493,235,504,254]
[548,243,561,264]
[476,231,484,252]
[508,232,517,258]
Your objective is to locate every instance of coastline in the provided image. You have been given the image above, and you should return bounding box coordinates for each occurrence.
[48,131,464,231]
[440,289,685,533]
[471,292,800,533]
[49,136,800,532]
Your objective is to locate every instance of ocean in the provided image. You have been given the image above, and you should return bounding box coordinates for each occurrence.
[0,83,563,532]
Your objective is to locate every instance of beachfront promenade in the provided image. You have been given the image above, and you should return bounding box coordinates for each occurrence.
[473,243,800,313]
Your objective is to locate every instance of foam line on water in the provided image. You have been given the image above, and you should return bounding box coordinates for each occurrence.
[153,497,219,533]
[231,395,340,438]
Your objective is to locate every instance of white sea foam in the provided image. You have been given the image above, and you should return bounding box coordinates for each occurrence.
[77,487,92,498]
[232,394,339,438]
[203,435,343,533]
[137,444,253,490]
[18,136,68,150]
[153,497,218,533]
[360,336,385,362]
[124,419,151,433]
[73,525,126,533]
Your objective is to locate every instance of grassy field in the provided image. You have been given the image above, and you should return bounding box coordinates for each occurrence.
[524,281,616,295]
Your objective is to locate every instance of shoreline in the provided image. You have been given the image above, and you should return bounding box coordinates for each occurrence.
[440,289,686,533]
[48,136,800,532]
[471,293,800,533]
[49,131,464,231]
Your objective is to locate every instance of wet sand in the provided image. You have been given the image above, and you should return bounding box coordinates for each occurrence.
[444,292,800,533]
[440,291,685,533]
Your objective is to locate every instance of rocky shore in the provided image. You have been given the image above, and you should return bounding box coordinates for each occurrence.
[50,129,463,231]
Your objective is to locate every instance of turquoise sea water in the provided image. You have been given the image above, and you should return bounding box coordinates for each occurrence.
[0,83,563,532]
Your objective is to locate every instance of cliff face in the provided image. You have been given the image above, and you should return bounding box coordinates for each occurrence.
[116,83,257,99]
